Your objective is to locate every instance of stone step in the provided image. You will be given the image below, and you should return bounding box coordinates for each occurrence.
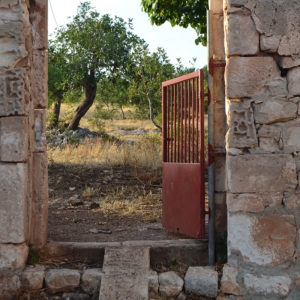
[99,246,150,299]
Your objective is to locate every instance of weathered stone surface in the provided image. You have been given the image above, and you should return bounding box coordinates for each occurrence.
[260,35,280,53]
[29,0,48,50]
[177,292,187,300]
[288,67,300,97]
[227,0,248,7]
[81,268,102,295]
[184,266,218,298]
[0,163,28,243]
[285,193,300,209]
[22,265,45,290]
[221,265,239,295]
[227,193,282,213]
[258,125,281,152]
[0,68,26,116]
[254,100,297,124]
[215,156,226,192]
[225,14,259,56]
[0,273,21,298]
[279,57,300,69]
[30,152,48,247]
[244,273,291,296]
[282,120,300,153]
[32,50,48,108]
[227,154,297,193]
[148,269,159,297]
[226,57,279,99]
[45,269,80,292]
[0,243,28,269]
[211,13,225,60]
[159,271,183,297]
[226,100,257,148]
[34,109,46,152]
[228,214,296,266]
[294,278,300,290]
[0,116,28,161]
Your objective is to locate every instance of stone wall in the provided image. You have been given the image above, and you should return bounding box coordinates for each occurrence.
[223,0,300,298]
[0,0,48,277]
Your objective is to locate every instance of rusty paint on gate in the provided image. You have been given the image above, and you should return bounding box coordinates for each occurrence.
[162,70,205,238]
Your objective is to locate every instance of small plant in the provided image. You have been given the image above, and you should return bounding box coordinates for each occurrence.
[27,246,40,265]
[82,187,95,198]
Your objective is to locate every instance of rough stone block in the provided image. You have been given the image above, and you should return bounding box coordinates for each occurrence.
[81,268,103,295]
[282,119,300,153]
[295,278,300,290]
[184,266,218,298]
[227,154,297,193]
[158,271,183,297]
[279,57,300,69]
[0,163,28,243]
[211,13,225,60]
[0,68,26,116]
[34,109,46,152]
[260,35,280,53]
[32,50,48,108]
[22,265,45,290]
[30,152,48,247]
[258,125,281,152]
[45,269,80,293]
[221,265,239,295]
[227,193,282,213]
[226,100,257,148]
[0,273,21,298]
[0,243,28,270]
[226,57,279,99]
[254,99,297,124]
[148,269,159,297]
[288,67,300,97]
[227,0,248,7]
[244,274,291,296]
[285,193,300,209]
[0,116,28,162]
[225,14,259,56]
[29,0,48,50]
[228,214,296,266]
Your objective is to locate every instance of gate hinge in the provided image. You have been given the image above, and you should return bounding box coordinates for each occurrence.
[208,144,226,166]
[209,57,226,77]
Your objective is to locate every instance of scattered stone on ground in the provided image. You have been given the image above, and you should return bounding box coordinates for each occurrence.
[158,271,184,297]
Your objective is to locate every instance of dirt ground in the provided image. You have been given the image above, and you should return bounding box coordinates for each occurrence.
[48,163,190,242]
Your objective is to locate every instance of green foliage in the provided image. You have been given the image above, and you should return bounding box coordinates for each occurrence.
[141,0,208,45]
[27,246,40,265]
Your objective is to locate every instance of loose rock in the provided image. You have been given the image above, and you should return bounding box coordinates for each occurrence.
[81,268,103,295]
[158,271,183,297]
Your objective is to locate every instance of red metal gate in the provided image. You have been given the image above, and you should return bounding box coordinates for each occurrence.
[162,70,205,239]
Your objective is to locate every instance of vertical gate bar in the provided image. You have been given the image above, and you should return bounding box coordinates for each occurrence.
[170,84,174,162]
[177,83,180,162]
[180,81,184,163]
[192,78,195,163]
[196,76,199,163]
[173,84,177,162]
[200,69,205,237]
[184,80,188,163]
[162,86,166,162]
[188,79,191,163]
[166,86,169,162]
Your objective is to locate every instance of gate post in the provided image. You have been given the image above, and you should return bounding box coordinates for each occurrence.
[208,0,227,264]
[224,0,300,298]
[0,0,48,296]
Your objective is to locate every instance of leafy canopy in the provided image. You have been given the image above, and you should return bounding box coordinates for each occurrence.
[141,0,208,45]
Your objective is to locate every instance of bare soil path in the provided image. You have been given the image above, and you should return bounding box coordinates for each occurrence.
[48,163,189,242]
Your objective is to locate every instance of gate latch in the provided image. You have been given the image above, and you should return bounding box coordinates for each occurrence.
[209,57,226,76]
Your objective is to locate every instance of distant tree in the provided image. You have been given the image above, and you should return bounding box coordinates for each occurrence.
[54,1,141,130]
[48,41,71,128]
[141,0,208,45]
[128,44,175,130]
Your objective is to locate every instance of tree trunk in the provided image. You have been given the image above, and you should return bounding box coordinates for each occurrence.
[147,95,162,131]
[68,81,97,131]
[51,96,62,128]
[120,105,126,120]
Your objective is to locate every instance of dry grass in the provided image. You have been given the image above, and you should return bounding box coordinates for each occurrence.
[98,188,161,219]
[48,134,162,170]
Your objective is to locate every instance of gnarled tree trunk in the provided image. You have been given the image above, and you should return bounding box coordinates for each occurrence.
[51,93,62,128]
[147,95,162,131]
[68,78,97,131]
